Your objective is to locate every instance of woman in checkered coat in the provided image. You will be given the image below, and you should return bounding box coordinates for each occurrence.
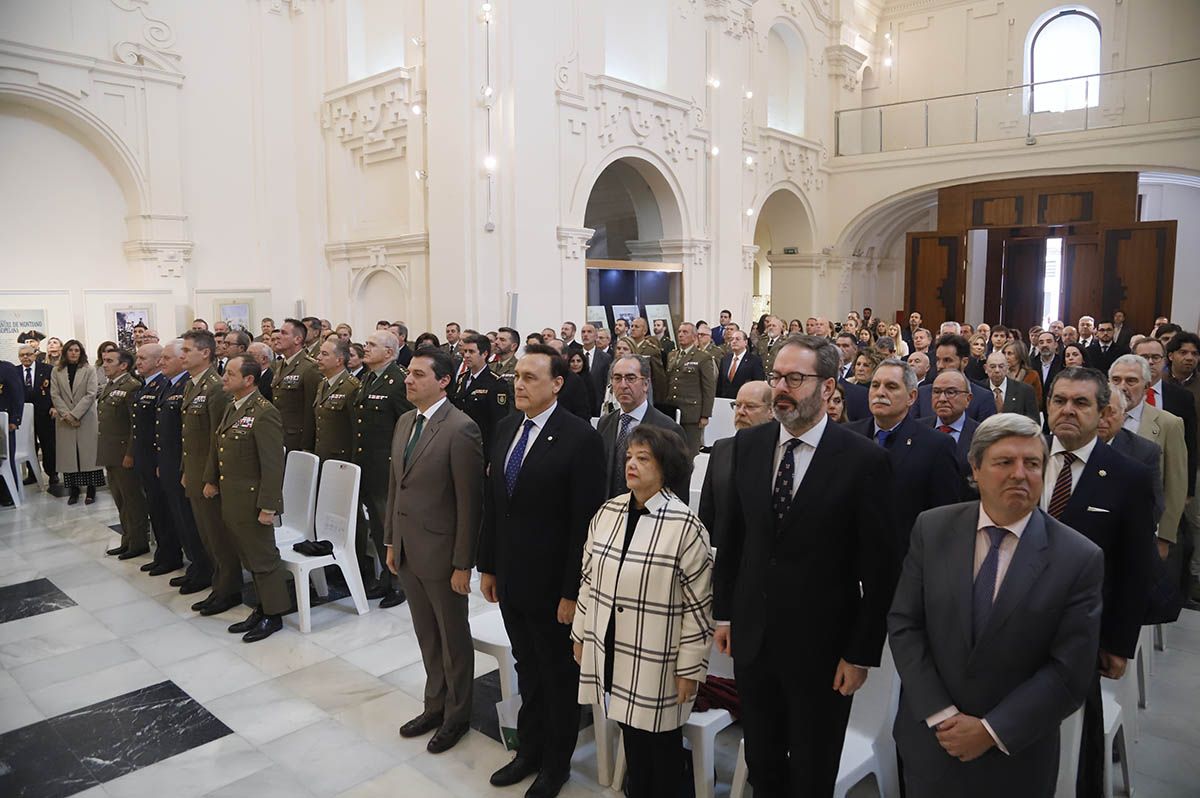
[572,424,714,797]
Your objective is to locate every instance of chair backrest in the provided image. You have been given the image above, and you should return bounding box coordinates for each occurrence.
[15,404,36,459]
[850,640,900,746]
[0,411,7,459]
[280,450,320,535]
[314,459,361,551]
[1055,705,1085,797]
[704,398,737,447]
[690,453,710,495]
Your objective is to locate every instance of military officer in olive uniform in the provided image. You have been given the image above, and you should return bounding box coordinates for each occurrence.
[132,343,181,575]
[629,317,667,400]
[755,315,787,375]
[98,349,150,558]
[206,355,288,643]
[489,327,520,382]
[271,318,322,452]
[313,338,361,462]
[352,330,415,607]
[450,333,512,456]
[180,330,242,616]
[663,322,718,455]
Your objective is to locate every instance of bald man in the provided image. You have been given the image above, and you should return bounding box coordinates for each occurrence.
[247,342,274,403]
[132,343,182,574]
[698,381,774,546]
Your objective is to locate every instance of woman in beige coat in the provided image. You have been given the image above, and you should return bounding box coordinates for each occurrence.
[50,339,103,504]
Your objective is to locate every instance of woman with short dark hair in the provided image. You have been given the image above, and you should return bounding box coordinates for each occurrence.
[50,340,103,505]
[573,424,713,797]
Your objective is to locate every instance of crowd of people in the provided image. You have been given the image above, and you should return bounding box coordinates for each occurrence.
[1,305,1198,798]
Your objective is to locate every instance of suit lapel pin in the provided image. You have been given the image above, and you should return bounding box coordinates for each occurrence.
[547,436,554,442]
[1098,469,1107,477]
[906,438,912,446]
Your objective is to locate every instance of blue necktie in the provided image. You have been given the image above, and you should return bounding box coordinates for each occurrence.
[772,439,803,526]
[875,428,893,448]
[972,526,1009,644]
[505,419,535,496]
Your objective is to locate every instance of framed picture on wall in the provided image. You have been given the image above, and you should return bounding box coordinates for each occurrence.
[216,299,255,333]
[612,304,640,329]
[644,304,675,343]
[586,306,608,331]
[107,304,155,352]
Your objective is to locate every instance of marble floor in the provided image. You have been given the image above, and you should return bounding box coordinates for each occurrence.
[1,487,1198,798]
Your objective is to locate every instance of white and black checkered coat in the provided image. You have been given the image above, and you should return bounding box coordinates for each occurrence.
[571,489,714,732]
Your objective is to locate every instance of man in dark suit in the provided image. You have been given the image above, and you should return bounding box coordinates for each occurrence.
[0,358,25,504]
[1136,336,1197,499]
[714,336,897,796]
[1084,319,1128,373]
[450,333,512,456]
[983,351,1040,423]
[131,343,180,575]
[385,347,484,754]
[1032,331,1064,406]
[848,358,961,555]
[698,380,773,546]
[558,321,584,355]
[16,344,55,484]
[246,342,274,404]
[913,335,997,423]
[578,323,611,416]
[546,340,592,420]
[889,414,1103,797]
[1112,309,1135,351]
[1100,389,1165,526]
[478,345,606,797]
[1044,367,1157,796]
[597,354,688,500]
[921,369,980,497]
[717,328,765,400]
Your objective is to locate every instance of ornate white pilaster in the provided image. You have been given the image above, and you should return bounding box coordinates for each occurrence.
[825,44,869,93]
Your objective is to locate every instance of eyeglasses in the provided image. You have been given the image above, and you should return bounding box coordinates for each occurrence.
[1140,353,1164,362]
[930,388,965,398]
[610,374,645,384]
[769,371,822,389]
[733,401,767,411]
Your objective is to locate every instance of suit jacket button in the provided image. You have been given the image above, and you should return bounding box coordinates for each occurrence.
[616,606,624,613]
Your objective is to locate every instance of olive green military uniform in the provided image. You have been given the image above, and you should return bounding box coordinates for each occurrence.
[756,335,787,375]
[631,336,667,402]
[351,362,414,590]
[305,338,322,359]
[271,351,322,452]
[97,371,149,552]
[182,367,241,602]
[314,370,361,462]
[665,346,718,456]
[208,390,289,616]
[489,353,517,382]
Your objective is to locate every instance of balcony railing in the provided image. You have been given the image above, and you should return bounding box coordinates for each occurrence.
[834,58,1200,156]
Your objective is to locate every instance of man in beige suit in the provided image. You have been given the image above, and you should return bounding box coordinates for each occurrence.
[1111,354,1188,558]
[385,347,485,754]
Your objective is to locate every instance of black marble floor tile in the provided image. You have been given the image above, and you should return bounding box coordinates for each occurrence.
[469,670,592,746]
[108,523,123,535]
[0,578,77,624]
[0,681,232,798]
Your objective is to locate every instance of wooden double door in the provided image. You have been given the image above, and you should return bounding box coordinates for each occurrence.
[905,221,1176,333]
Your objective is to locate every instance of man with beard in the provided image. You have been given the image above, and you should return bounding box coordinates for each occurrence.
[714,335,897,796]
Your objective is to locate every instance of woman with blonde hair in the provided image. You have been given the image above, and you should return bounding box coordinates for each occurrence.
[1003,340,1043,410]
[886,323,909,358]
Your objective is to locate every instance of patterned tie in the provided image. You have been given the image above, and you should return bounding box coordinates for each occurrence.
[728,355,739,382]
[875,428,893,448]
[612,414,635,491]
[972,526,1009,643]
[404,414,426,467]
[993,386,1003,413]
[938,424,954,434]
[25,366,33,391]
[505,419,536,496]
[772,439,803,526]
[1047,451,1078,518]
[1146,388,1156,407]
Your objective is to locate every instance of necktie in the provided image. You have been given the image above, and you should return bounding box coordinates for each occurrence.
[404,414,426,466]
[613,413,634,490]
[361,370,377,393]
[938,424,954,434]
[1146,388,1156,407]
[1047,451,1078,518]
[772,438,803,526]
[993,386,1003,413]
[586,349,593,368]
[505,419,536,496]
[25,366,33,391]
[875,428,893,448]
[972,526,1009,643]
[728,355,739,382]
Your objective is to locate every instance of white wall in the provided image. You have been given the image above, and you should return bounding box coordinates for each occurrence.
[1140,179,1200,330]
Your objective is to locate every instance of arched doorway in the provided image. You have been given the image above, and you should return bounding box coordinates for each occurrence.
[581,156,686,338]
[354,268,408,335]
[751,188,815,319]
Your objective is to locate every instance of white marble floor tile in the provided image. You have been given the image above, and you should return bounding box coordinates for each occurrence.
[205,681,330,747]
[337,629,423,677]
[41,559,124,589]
[125,621,229,668]
[60,576,152,611]
[1133,732,1200,791]
[159,648,271,703]
[333,763,462,798]
[0,686,45,734]
[0,617,117,668]
[103,734,273,798]
[26,657,165,717]
[0,566,41,588]
[93,596,190,638]
[0,604,93,645]
[330,689,430,762]
[202,763,318,798]
[10,639,140,693]
[304,606,414,655]
[274,657,393,714]
[230,628,337,677]
[260,719,398,798]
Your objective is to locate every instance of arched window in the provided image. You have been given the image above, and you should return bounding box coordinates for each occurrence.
[767,24,806,135]
[1029,9,1101,112]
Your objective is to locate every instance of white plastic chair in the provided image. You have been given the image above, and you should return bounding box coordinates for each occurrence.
[1055,705,1085,798]
[1152,623,1165,653]
[471,610,519,700]
[703,398,737,447]
[16,403,43,492]
[276,450,319,546]
[0,412,20,507]
[1135,626,1150,709]
[730,737,749,798]
[689,453,709,514]
[728,643,901,798]
[277,460,368,633]
[1101,688,1133,798]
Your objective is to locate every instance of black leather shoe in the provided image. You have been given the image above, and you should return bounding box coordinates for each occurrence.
[199,595,241,616]
[169,574,189,587]
[525,770,569,798]
[140,562,157,572]
[148,562,182,576]
[105,545,127,556]
[242,614,282,643]
[365,583,388,600]
[490,755,540,787]
[179,579,211,596]
[118,548,150,560]
[379,589,406,608]
[228,607,264,634]
[191,594,215,612]
[398,711,443,738]
[427,722,470,754]
[68,489,80,505]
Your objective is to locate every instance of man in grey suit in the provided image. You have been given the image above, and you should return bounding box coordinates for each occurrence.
[889,413,1103,796]
[597,354,689,499]
[698,380,773,546]
[984,351,1040,423]
[1100,388,1165,527]
[579,323,611,416]
[384,347,484,754]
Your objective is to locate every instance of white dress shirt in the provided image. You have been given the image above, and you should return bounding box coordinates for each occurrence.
[408,396,449,449]
[1147,379,1164,408]
[772,413,828,500]
[1041,435,1099,510]
[935,412,966,443]
[505,401,558,468]
[1123,398,1145,434]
